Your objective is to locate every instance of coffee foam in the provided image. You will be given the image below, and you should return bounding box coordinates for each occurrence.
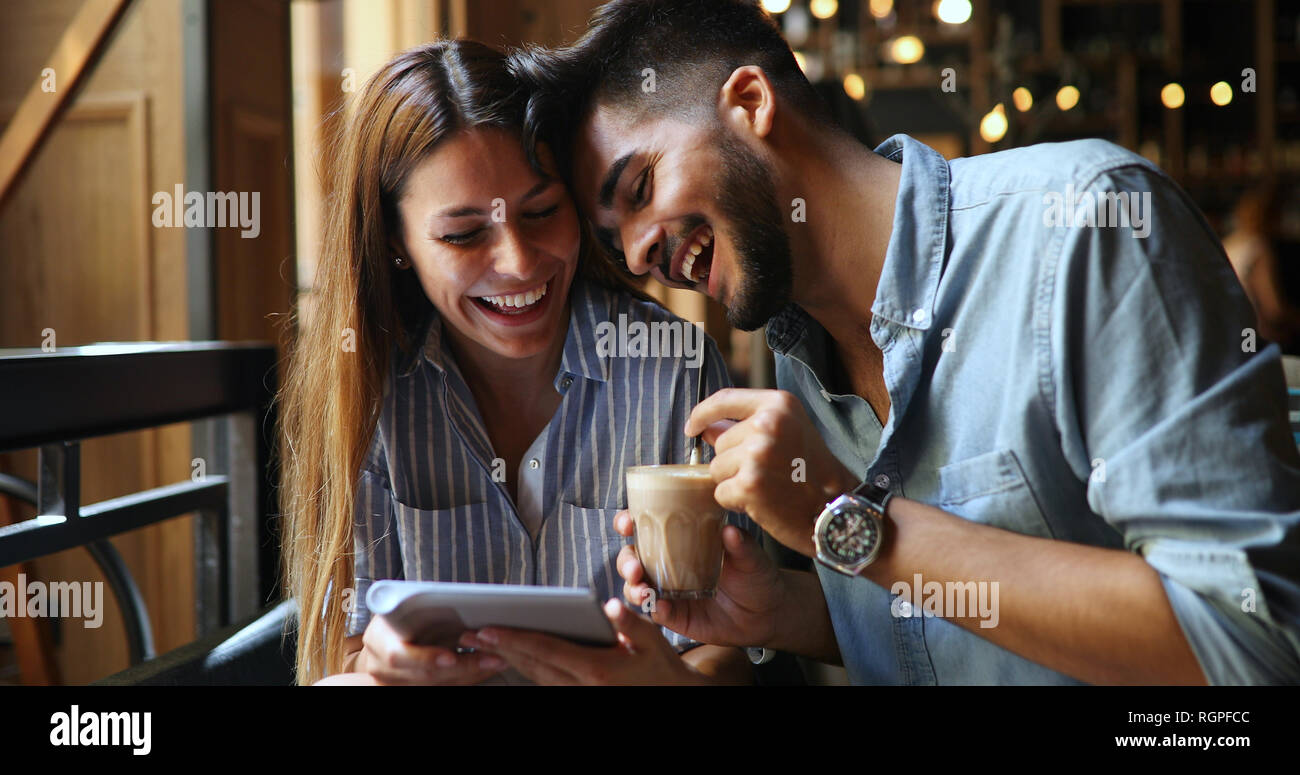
[625,464,714,489]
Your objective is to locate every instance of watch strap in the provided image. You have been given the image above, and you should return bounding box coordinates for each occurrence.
[849,478,893,514]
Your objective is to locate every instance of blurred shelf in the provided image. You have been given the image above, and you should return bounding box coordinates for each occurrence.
[1182,170,1300,187]
[863,65,964,89]
[1275,46,1300,63]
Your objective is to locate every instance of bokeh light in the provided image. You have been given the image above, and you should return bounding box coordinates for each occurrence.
[1012,86,1033,112]
[810,0,838,20]
[1160,82,1185,109]
[890,35,925,64]
[980,103,1008,143]
[1210,81,1233,106]
[936,0,972,24]
[843,72,866,101]
[1056,85,1080,111]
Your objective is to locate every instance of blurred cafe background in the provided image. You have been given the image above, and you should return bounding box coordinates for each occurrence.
[1,0,1297,685]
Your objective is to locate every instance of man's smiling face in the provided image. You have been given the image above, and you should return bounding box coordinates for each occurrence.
[571,103,793,331]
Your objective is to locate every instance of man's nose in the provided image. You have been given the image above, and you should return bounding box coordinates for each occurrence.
[624,224,664,277]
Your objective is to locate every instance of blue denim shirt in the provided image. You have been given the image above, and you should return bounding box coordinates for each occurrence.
[769,134,1300,685]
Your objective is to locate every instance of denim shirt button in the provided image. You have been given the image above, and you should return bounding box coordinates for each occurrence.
[874,474,891,489]
[560,376,573,389]
[912,308,927,323]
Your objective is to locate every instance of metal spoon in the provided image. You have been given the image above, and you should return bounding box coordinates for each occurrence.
[688,363,705,465]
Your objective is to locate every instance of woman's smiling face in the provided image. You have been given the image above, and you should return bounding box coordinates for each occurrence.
[394,127,580,362]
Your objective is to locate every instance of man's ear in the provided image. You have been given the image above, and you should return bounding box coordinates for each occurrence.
[718,65,776,141]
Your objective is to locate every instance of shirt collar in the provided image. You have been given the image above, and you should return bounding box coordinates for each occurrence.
[395,275,612,385]
[766,133,950,357]
[869,134,950,331]
[556,275,611,385]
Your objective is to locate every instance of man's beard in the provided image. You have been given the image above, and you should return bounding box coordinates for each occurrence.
[713,131,793,331]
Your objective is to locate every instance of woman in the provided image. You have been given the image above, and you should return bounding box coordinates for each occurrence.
[278,39,752,685]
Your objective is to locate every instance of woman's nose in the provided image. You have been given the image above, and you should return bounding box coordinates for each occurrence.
[493,224,537,278]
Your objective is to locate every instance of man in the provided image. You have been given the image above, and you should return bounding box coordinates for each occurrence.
[473,0,1300,684]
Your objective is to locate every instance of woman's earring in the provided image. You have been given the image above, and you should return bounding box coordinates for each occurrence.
[394,256,406,268]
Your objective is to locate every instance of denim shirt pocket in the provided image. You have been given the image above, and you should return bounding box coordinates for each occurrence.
[937,449,1055,539]
[391,499,487,582]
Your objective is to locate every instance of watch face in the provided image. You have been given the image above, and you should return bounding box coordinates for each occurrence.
[825,508,879,563]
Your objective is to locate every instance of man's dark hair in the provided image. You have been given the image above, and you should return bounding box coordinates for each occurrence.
[509,0,829,181]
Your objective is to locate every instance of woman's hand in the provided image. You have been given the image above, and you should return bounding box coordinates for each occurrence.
[345,615,508,685]
[458,599,709,685]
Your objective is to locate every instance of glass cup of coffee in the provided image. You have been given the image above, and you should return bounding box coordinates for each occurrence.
[625,463,725,599]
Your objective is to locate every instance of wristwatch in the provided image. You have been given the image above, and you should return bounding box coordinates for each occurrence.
[813,479,892,576]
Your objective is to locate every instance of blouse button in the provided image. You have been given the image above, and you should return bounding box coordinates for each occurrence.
[529,459,540,470]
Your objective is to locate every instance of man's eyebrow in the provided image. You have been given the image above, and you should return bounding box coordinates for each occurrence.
[598,152,635,210]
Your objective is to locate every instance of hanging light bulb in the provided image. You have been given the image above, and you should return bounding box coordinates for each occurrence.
[1056,85,1080,111]
[761,0,791,13]
[980,103,1008,143]
[810,0,838,20]
[1210,81,1233,106]
[890,35,925,64]
[1012,87,1033,112]
[869,0,894,19]
[935,0,972,24]
[843,72,867,101]
[1160,82,1185,109]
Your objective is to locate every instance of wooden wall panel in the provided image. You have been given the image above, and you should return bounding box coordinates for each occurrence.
[464,0,597,48]
[0,0,86,134]
[0,0,192,684]
[211,0,296,354]
[210,0,295,613]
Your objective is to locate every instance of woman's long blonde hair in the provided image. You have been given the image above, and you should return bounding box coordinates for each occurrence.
[278,39,642,684]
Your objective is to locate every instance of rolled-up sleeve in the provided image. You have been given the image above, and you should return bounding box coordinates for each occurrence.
[1052,164,1300,684]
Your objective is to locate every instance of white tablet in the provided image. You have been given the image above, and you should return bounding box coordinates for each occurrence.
[366,580,618,649]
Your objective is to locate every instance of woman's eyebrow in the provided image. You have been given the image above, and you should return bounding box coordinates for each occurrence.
[434,204,485,218]
[520,179,554,201]
[432,180,555,220]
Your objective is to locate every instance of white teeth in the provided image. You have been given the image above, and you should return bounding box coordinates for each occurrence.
[481,282,547,309]
[680,227,713,282]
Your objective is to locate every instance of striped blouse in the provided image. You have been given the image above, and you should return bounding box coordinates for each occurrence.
[346,276,753,650]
